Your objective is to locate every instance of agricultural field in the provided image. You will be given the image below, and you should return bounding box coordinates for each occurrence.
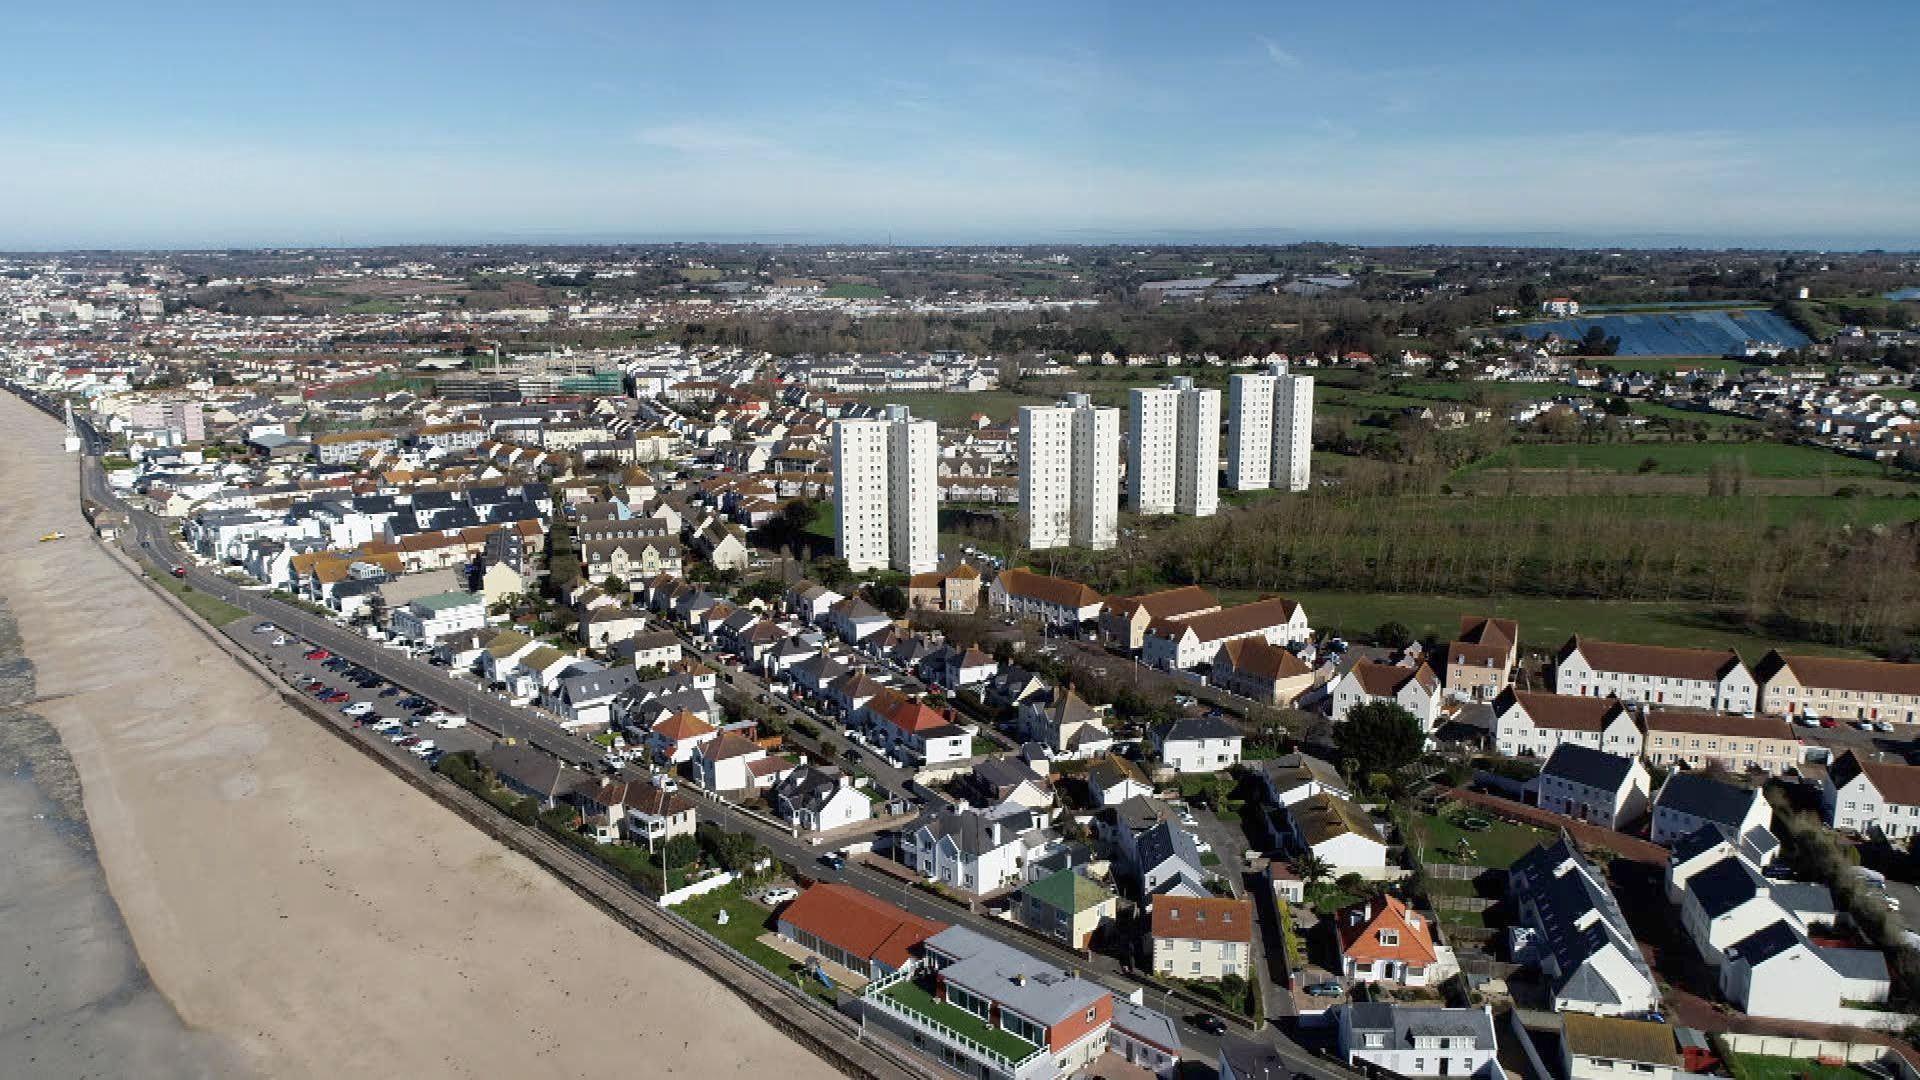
[1268,588,1876,660]
[1462,441,1900,479]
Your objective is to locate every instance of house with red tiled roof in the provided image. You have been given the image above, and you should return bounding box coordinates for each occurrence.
[1446,616,1519,702]
[646,709,717,763]
[856,688,971,766]
[775,883,949,980]
[1331,659,1441,731]
[1335,894,1444,987]
[1099,585,1220,651]
[1150,895,1252,982]
[1555,636,1756,714]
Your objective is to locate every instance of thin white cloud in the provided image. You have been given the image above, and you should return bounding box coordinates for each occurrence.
[635,122,780,155]
[1257,35,1302,70]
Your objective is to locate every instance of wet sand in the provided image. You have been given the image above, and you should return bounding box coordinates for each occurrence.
[0,391,839,1079]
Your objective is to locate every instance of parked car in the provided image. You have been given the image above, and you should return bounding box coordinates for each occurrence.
[341,702,374,717]
[304,648,331,661]
[378,686,400,698]
[1820,718,1838,729]
[169,565,187,579]
[759,887,799,906]
[1305,982,1344,998]
[324,691,351,704]
[252,622,276,634]
[1189,1014,1228,1035]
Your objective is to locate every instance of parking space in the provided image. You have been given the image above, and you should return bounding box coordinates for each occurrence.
[225,620,486,764]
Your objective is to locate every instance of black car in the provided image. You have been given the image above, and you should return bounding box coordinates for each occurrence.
[1190,1014,1228,1036]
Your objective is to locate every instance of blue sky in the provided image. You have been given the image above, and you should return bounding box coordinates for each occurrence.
[3,1,1916,249]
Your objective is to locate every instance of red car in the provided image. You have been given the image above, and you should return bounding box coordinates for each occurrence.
[324,691,351,704]
[304,648,331,661]
[1820,717,1838,728]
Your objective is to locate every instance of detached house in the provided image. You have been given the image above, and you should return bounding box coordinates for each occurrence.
[898,804,1051,895]
[1556,637,1756,714]
[1527,744,1651,830]
[1335,1003,1500,1080]
[1021,869,1119,949]
[1156,715,1243,774]
[1445,616,1519,702]
[1649,773,1772,851]
[770,763,873,832]
[1286,793,1388,873]
[1331,660,1441,732]
[776,883,948,981]
[858,688,971,766]
[1016,687,1115,761]
[1151,895,1253,982]
[1335,894,1446,987]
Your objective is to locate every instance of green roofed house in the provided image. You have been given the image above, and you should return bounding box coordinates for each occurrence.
[1020,869,1118,949]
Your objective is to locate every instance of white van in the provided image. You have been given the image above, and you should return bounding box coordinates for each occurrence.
[432,714,468,729]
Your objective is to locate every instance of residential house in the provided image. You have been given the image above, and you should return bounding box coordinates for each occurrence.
[1085,753,1153,808]
[576,777,695,846]
[1100,585,1220,651]
[1021,869,1118,949]
[579,605,649,648]
[1823,750,1920,840]
[1556,637,1756,714]
[1331,660,1441,731]
[966,758,1055,812]
[897,804,1051,895]
[907,564,982,613]
[1141,596,1310,671]
[1755,651,1920,724]
[1335,894,1445,987]
[1507,836,1660,1016]
[479,742,586,809]
[1155,715,1244,774]
[776,883,948,980]
[1560,1014,1681,1080]
[858,688,972,766]
[647,709,718,764]
[1252,752,1348,809]
[770,763,873,833]
[691,733,794,793]
[1649,773,1772,850]
[1528,744,1651,830]
[1285,793,1388,873]
[1334,1003,1501,1080]
[1446,616,1520,702]
[988,568,1105,629]
[1151,895,1253,982]
[986,666,1052,710]
[1720,919,1890,1024]
[921,644,999,692]
[1493,690,1641,761]
[548,666,639,730]
[1642,710,1800,776]
[613,629,682,671]
[1016,687,1115,761]
[1132,820,1211,897]
[1211,637,1316,706]
[390,590,487,642]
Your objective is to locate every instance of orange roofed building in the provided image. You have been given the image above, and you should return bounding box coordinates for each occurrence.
[1335,894,1445,987]
[775,883,949,980]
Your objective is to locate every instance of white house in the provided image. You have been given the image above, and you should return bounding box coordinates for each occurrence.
[1822,750,1920,840]
[1561,1014,1681,1080]
[1508,836,1661,1016]
[770,764,872,833]
[898,804,1050,895]
[1527,744,1650,830]
[389,590,487,642]
[1720,920,1890,1024]
[1555,637,1756,714]
[1140,596,1309,671]
[1492,689,1642,760]
[1156,715,1243,774]
[1331,660,1441,731]
[987,568,1104,628]
[1649,773,1772,850]
[1286,793,1388,873]
[1335,1004,1502,1080]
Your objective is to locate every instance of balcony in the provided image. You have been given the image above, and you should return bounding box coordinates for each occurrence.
[863,966,1046,1074]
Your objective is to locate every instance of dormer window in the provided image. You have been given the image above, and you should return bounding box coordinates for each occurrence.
[1379,930,1399,946]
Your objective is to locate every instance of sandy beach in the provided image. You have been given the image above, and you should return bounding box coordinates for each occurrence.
[0,391,840,1079]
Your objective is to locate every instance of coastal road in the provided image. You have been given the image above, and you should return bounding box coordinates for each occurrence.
[47,400,1355,1079]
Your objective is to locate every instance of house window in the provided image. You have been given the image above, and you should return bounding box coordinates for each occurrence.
[1365,1034,1385,1049]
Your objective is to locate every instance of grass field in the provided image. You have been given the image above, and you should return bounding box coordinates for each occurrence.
[1728,1053,1870,1080]
[1271,588,1874,660]
[1405,800,1548,869]
[824,282,885,299]
[851,389,1055,425]
[1464,441,1899,478]
[149,571,249,626]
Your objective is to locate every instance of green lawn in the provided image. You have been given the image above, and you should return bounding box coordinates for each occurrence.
[1465,441,1897,478]
[1281,588,1875,660]
[1729,1053,1870,1080]
[1405,800,1549,869]
[149,571,249,626]
[1305,882,1365,917]
[824,283,885,298]
[881,978,1039,1062]
[671,884,836,1003]
[851,389,1056,426]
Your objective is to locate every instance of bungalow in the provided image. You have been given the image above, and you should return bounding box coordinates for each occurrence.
[1331,660,1441,732]
[1151,895,1253,982]
[988,568,1105,629]
[1560,1014,1681,1080]
[479,742,587,809]
[966,757,1055,811]
[1493,689,1641,761]
[1286,793,1388,873]
[775,883,948,980]
[1141,596,1309,671]
[1252,751,1348,809]
[985,666,1053,710]
[1527,744,1651,830]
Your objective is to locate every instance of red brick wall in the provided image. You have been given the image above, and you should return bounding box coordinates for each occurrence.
[1046,993,1112,1051]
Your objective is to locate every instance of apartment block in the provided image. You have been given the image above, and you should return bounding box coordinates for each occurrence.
[1226,361,1313,493]
[1128,377,1219,517]
[1020,394,1119,551]
[832,405,938,574]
